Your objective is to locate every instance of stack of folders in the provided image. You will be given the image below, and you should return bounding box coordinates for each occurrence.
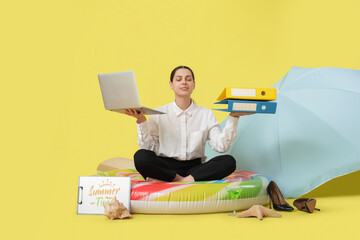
[213,87,277,114]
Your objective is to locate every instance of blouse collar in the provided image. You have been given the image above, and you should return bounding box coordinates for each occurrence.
[172,100,194,117]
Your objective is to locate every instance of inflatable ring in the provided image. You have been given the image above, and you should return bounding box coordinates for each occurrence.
[99,169,270,214]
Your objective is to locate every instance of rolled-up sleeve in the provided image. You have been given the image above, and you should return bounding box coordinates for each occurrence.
[207,115,239,153]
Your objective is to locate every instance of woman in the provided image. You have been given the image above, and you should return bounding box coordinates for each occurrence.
[125,66,253,182]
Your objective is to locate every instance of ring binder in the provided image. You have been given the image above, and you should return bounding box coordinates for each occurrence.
[213,99,277,114]
[216,87,277,101]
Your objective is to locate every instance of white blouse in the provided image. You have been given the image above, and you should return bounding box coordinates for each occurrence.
[136,101,239,162]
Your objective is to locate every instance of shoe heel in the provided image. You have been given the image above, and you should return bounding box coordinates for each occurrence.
[267,181,294,212]
[269,197,272,209]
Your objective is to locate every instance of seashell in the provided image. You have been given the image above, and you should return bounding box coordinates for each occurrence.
[104,197,132,220]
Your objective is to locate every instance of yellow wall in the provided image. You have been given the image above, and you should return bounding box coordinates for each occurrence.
[2,0,360,239]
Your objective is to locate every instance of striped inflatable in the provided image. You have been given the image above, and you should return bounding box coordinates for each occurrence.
[98,169,270,214]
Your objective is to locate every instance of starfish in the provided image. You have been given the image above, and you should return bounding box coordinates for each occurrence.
[236,205,281,220]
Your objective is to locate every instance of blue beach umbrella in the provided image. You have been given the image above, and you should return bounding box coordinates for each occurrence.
[205,67,360,198]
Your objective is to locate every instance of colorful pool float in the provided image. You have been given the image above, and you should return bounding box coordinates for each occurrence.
[98,169,270,214]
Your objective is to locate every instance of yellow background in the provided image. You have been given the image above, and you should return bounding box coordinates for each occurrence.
[1,0,360,239]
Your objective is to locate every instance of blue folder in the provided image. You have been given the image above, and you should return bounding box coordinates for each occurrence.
[213,99,277,114]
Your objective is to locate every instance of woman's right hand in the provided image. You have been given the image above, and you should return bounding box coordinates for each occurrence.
[124,109,147,123]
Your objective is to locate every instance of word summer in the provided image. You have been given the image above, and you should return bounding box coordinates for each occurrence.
[88,186,121,197]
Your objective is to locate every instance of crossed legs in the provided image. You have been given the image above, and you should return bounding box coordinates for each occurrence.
[134,149,236,182]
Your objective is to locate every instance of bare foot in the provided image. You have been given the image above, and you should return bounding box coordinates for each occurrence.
[172,174,195,182]
[146,177,165,182]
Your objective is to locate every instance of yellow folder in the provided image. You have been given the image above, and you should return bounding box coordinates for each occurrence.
[217,87,277,101]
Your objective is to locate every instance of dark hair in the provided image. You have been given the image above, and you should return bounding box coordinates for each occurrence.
[170,66,195,82]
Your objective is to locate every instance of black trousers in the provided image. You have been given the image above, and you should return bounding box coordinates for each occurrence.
[134,149,236,181]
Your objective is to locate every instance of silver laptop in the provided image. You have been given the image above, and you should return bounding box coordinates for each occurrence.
[98,71,165,115]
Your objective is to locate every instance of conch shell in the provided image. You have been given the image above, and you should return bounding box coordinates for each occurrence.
[104,197,132,220]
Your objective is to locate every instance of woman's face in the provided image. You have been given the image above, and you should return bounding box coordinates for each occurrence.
[169,68,195,97]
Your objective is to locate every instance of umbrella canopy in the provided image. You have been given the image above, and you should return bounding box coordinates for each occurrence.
[205,67,360,198]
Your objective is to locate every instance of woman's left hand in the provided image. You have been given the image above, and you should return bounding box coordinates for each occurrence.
[229,112,255,118]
